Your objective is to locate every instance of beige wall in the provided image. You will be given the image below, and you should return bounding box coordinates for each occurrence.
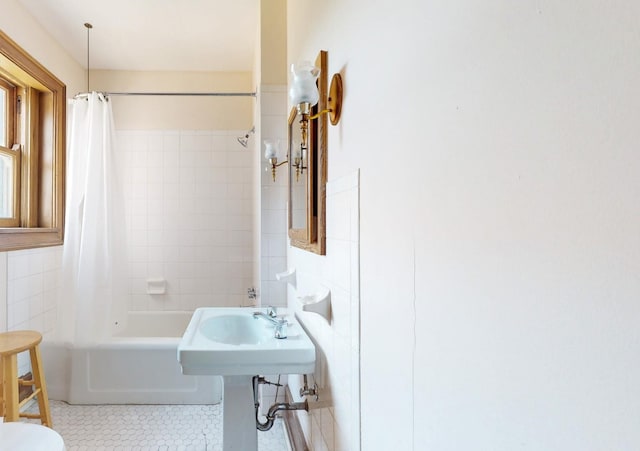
[0,0,84,95]
[260,0,287,85]
[91,70,254,130]
[288,1,640,450]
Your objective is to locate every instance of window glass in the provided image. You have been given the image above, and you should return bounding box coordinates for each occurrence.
[0,88,5,146]
[0,151,14,218]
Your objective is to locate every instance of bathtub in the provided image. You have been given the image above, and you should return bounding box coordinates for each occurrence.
[42,311,222,405]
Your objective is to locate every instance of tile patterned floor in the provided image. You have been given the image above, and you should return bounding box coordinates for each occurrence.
[22,401,290,451]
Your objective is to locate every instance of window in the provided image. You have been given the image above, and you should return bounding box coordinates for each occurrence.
[0,30,66,251]
[1,77,20,226]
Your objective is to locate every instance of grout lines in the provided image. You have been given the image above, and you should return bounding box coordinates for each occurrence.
[24,400,288,451]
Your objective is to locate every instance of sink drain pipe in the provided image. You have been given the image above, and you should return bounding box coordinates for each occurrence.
[253,375,309,431]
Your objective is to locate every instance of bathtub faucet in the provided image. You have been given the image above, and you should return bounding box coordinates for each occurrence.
[253,312,288,339]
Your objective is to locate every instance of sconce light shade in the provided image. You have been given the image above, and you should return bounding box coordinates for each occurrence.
[289,61,320,107]
[289,59,343,126]
[264,139,287,182]
[264,140,278,159]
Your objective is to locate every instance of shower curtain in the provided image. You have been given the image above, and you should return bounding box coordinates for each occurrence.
[59,92,126,345]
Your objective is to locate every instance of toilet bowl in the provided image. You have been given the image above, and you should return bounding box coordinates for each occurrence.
[0,422,65,451]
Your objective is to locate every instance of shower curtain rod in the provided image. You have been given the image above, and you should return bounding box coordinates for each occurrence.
[74,91,256,98]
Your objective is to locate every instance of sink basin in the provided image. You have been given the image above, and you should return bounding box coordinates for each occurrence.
[178,307,316,451]
[199,314,271,345]
[178,307,316,376]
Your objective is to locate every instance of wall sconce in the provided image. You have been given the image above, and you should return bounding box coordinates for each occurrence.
[289,60,343,152]
[265,140,287,182]
[291,140,307,183]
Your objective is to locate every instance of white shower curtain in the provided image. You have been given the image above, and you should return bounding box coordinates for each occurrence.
[60,92,126,345]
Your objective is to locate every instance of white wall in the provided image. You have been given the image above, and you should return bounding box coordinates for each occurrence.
[289,1,640,450]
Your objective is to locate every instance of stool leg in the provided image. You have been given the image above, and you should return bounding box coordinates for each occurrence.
[30,345,53,428]
[1,354,19,422]
[0,356,4,417]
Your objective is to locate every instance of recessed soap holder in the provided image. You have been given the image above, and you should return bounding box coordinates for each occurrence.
[147,277,166,295]
[298,289,331,323]
[276,268,297,288]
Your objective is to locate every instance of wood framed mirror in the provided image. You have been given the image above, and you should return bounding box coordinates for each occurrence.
[287,50,327,255]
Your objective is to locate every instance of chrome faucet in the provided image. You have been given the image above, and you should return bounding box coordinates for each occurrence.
[253,311,288,339]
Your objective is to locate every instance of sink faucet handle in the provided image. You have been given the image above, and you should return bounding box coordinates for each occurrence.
[274,318,287,339]
[267,306,277,318]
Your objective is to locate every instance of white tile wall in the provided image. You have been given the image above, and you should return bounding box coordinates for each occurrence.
[0,252,7,333]
[3,246,62,375]
[6,247,61,334]
[116,130,257,311]
[260,85,289,308]
[287,171,360,451]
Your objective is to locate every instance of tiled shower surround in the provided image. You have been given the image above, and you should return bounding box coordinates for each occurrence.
[116,130,257,312]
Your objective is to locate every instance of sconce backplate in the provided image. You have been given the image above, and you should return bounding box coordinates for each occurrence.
[328,73,343,125]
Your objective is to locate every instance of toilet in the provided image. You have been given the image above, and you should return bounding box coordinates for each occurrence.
[0,422,65,451]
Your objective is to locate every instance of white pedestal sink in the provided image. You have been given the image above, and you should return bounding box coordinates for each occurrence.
[178,308,315,451]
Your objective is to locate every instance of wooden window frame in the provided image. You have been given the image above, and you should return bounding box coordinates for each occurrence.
[0,30,66,251]
[0,78,19,226]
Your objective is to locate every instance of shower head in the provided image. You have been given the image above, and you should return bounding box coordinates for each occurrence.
[237,126,255,148]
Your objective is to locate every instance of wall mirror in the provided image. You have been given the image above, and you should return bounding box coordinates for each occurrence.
[287,51,327,255]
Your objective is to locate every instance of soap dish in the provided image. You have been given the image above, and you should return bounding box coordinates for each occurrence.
[299,289,331,323]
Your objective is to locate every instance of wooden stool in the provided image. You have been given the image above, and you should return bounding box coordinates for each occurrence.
[0,331,52,427]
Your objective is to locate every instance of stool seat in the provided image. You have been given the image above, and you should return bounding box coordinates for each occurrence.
[0,331,43,356]
[0,330,52,427]
[0,422,65,451]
